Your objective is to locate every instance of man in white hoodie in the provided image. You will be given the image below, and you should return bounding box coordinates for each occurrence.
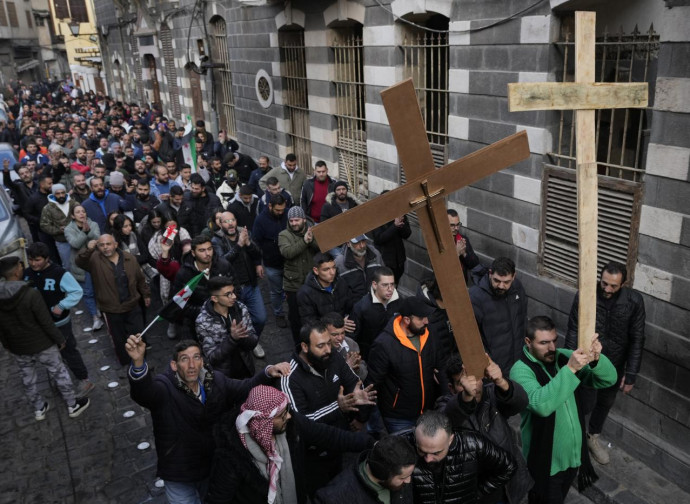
[40,183,78,269]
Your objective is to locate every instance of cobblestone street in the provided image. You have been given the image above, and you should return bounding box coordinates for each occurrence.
[0,286,295,504]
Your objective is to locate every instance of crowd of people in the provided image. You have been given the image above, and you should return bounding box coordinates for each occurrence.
[0,80,646,504]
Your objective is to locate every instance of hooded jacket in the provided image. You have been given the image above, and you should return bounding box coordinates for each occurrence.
[63,218,101,282]
[0,281,64,354]
[227,193,260,230]
[259,161,307,200]
[368,315,447,421]
[278,219,320,292]
[252,206,288,269]
[296,271,352,326]
[81,189,135,233]
[320,192,358,222]
[24,261,82,328]
[350,287,401,359]
[469,274,528,374]
[40,194,78,242]
[178,189,221,238]
[196,298,257,380]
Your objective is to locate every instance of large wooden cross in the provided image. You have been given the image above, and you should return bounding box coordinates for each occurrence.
[312,79,530,377]
[508,11,648,349]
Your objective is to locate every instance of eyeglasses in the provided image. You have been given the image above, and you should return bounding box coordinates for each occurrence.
[217,290,236,298]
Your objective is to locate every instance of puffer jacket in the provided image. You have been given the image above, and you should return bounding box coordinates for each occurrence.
[196,299,257,380]
[335,244,384,301]
[564,287,645,384]
[401,430,517,504]
[278,220,320,292]
[320,192,358,222]
[0,281,64,355]
[64,218,101,282]
[39,195,78,242]
[437,382,532,504]
[128,364,271,484]
[469,274,528,374]
[368,315,447,421]
[296,271,352,326]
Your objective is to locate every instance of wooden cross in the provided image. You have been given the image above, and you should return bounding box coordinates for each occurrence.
[312,78,530,377]
[508,11,648,349]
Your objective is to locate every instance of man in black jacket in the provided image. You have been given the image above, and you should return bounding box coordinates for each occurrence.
[314,435,417,504]
[469,257,528,374]
[447,209,481,284]
[178,173,221,237]
[320,180,358,223]
[403,410,516,504]
[132,178,160,224]
[172,235,234,339]
[564,261,646,465]
[438,355,532,504]
[125,336,290,504]
[335,234,385,302]
[227,185,260,230]
[297,252,354,329]
[351,266,401,359]
[281,320,376,494]
[368,297,446,433]
[300,160,336,223]
[373,203,411,284]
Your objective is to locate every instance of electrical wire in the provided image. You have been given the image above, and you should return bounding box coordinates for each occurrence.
[372,0,547,34]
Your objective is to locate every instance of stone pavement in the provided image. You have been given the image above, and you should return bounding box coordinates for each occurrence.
[0,283,296,504]
[0,279,605,504]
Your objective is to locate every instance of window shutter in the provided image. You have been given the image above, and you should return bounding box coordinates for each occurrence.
[69,0,88,23]
[6,1,17,27]
[53,0,69,19]
[0,2,7,26]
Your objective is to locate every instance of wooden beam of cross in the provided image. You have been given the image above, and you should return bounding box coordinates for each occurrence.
[312,79,530,377]
[508,11,648,350]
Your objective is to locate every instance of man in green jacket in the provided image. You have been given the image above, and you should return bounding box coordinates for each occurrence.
[278,206,319,343]
[510,315,616,504]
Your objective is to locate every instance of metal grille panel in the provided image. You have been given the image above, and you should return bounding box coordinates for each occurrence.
[160,24,181,120]
[540,165,642,286]
[332,30,368,199]
[211,17,237,137]
[280,30,312,175]
[131,33,144,104]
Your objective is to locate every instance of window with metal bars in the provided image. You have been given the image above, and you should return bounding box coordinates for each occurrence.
[6,1,17,27]
[0,2,7,26]
[53,0,87,22]
[539,20,659,286]
[210,17,237,138]
[399,14,449,187]
[131,33,144,105]
[280,28,312,175]
[331,26,368,199]
[160,24,181,120]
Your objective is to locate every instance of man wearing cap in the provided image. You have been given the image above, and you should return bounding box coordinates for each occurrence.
[205,384,374,503]
[279,205,320,342]
[259,153,306,201]
[335,234,384,302]
[320,179,358,222]
[368,297,447,433]
[40,182,78,268]
[216,169,240,209]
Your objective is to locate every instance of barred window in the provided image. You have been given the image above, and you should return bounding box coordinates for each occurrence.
[160,24,181,120]
[539,20,659,285]
[331,26,368,199]
[280,28,312,174]
[210,16,237,138]
[6,1,17,27]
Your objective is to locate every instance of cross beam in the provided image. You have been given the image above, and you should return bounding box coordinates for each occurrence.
[508,11,648,349]
[312,79,530,377]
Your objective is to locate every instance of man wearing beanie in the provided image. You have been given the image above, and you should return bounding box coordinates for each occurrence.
[320,180,358,222]
[279,205,320,342]
[40,183,78,268]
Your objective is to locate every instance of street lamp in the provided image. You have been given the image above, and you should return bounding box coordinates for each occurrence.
[69,21,80,37]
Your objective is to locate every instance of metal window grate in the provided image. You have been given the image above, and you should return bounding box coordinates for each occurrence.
[0,2,6,26]
[540,21,658,286]
[332,29,368,199]
[280,29,312,175]
[160,24,181,120]
[131,33,144,104]
[400,25,449,190]
[210,17,237,138]
[6,1,16,27]
[69,0,88,23]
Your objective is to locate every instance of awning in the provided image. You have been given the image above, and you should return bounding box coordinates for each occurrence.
[16,60,40,72]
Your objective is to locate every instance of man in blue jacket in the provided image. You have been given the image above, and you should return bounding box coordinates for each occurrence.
[81,176,134,232]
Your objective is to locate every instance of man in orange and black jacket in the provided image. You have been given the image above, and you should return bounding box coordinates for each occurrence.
[368,296,447,434]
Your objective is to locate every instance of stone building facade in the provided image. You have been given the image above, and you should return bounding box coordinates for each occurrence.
[94,0,690,488]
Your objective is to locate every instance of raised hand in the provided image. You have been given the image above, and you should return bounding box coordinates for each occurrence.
[459,366,481,402]
[125,334,146,367]
[484,354,509,391]
[230,319,249,340]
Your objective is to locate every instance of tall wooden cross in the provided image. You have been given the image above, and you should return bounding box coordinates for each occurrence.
[508,11,648,349]
[312,79,530,377]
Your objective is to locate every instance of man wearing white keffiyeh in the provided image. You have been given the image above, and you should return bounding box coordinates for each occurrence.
[205,384,375,504]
